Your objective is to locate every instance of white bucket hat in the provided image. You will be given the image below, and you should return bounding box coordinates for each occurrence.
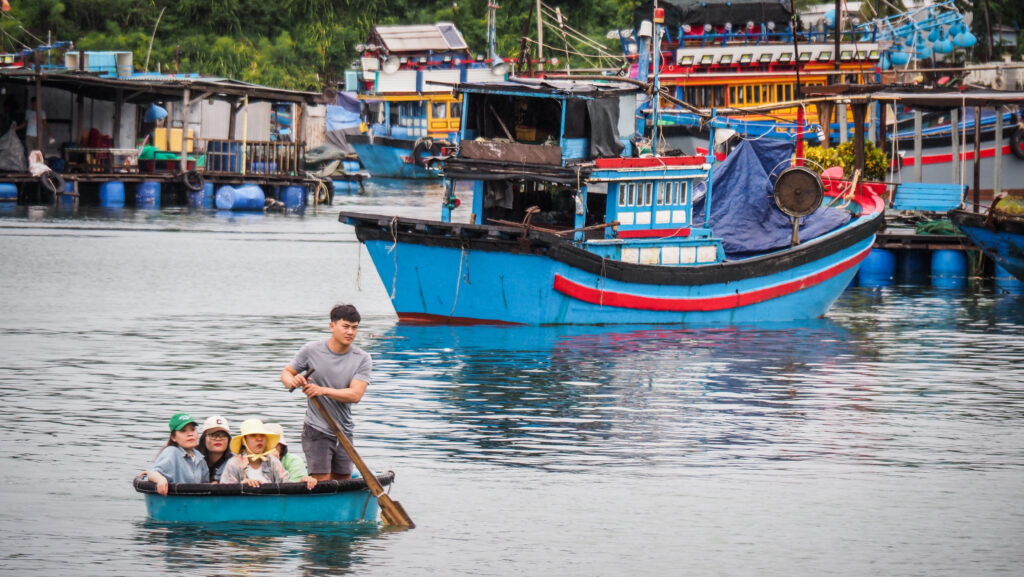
[264,423,289,447]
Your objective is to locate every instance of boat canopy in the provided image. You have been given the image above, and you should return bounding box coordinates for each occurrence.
[692,138,851,258]
[451,78,637,100]
[634,0,792,29]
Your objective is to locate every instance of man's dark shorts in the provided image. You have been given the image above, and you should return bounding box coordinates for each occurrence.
[302,424,354,476]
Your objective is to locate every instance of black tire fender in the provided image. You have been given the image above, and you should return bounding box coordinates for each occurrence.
[410,137,433,167]
[1010,128,1024,161]
[180,169,205,192]
[40,170,65,194]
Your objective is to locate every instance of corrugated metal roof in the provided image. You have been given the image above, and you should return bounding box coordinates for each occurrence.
[374,23,468,53]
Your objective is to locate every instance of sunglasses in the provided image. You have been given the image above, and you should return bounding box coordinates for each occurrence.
[207,432,230,440]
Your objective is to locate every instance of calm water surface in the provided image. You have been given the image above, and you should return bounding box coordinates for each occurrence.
[1,180,1023,576]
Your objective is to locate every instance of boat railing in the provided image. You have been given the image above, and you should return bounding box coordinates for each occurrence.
[200,139,306,176]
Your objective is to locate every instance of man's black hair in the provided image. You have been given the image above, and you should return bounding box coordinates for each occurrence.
[330,304,361,324]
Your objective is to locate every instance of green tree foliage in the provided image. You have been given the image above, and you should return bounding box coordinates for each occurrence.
[4,0,634,90]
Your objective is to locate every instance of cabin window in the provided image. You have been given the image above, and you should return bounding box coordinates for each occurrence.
[729,86,736,105]
[643,182,653,206]
[744,86,752,104]
[785,84,793,101]
[752,86,760,104]
[678,181,688,204]
[628,183,637,206]
[713,87,725,107]
[618,184,627,206]
[657,182,666,205]
[776,85,784,102]
[432,102,447,119]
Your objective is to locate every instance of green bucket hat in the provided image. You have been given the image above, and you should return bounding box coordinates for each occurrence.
[168,412,197,432]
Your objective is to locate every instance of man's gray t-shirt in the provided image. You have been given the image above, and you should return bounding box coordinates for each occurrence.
[291,340,372,438]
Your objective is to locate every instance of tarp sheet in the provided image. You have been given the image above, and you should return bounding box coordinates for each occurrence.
[324,94,363,155]
[0,123,26,172]
[635,0,792,29]
[692,139,851,258]
[587,98,625,158]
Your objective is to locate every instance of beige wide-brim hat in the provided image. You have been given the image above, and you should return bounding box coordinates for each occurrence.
[229,418,280,454]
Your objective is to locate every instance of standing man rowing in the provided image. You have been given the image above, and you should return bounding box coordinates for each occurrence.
[281,304,371,481]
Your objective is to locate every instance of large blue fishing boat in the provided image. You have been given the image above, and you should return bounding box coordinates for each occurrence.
[133,473,394,523]
[338,75,884,325]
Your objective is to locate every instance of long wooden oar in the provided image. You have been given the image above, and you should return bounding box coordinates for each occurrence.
[296,369,415,528]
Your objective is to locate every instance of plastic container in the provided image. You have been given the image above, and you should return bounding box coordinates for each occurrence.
[857,248,896,286]
[135,181,161,209]
[281,185,306,210]
[0,182,17,202]
[99,181,125,208]
[898,250,929,282]
[931,249,967,277]
[215,184,265,211]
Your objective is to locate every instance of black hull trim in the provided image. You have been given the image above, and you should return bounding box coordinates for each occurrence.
[347,134,415,151]
[339,210,883,287]
[949,208,1024,236]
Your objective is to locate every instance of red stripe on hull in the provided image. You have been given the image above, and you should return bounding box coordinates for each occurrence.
[397,312,525,326]
[901,145,1011,167]
[553,246,872,312]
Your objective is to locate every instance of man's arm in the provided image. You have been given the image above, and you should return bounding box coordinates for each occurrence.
[280,365,309,391]
[301,379,368,403]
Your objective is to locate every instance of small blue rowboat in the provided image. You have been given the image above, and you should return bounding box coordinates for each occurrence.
[133,472,395,523]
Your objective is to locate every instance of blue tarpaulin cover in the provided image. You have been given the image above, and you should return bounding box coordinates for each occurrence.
[692,138,851,258]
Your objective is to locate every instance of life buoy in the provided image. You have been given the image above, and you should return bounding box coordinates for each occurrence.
[410,137,433,167]
[180,169,205,192]
[1010,128,1024,161]
[40,170,65,195]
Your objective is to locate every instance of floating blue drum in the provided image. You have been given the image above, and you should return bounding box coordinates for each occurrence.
[858,248,896,286]
[342,160,360,173]
[281,185,306,210]
[216,184,265,211]
[135,181,161,209]
[99,181,125,208]
[931,249,967,289]
[0,182,16,202]
[898,250,929,282]
[333,180,357,194]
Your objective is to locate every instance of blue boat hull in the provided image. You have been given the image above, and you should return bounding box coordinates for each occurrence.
[348,135,436,179]
[950,209,1024,281]
[342,209,883,325]
[134,474,393,523]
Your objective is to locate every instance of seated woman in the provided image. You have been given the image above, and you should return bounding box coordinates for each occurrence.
[221,419,316,489]
[197,415,233,482]
[146,412,209,496]
[265,423,308,481]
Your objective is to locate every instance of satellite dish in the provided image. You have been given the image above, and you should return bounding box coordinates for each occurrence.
[382,55,401,74]
[491,58,509,77]
[773,166,824,246]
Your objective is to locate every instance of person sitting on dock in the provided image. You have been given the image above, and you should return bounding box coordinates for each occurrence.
[146,412,209,496]
[265,423,309,481]
[197,415,233,483]
[280,304,371,482]
[220,419,317,489]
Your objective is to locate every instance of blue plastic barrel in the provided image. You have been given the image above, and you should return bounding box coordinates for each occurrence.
[216,184,265,211]
[858,248,896,286]
[135,181,161,209]
[281,185,306,210]
[931,249,967,277]
[333,180,356,194]
[898,250,929,282]
[99,181,125,208]
[931,249,967,289]
[342,160,360,173]
[0,182,17,201]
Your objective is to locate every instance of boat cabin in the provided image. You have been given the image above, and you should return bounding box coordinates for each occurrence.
[442,79,724,266]
[356,23,506,141]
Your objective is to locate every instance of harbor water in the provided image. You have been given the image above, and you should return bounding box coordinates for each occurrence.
[1,180,1023,576]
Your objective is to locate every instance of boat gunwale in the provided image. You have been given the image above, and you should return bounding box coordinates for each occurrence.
[132,472,394,497]
[949,208,1024,236]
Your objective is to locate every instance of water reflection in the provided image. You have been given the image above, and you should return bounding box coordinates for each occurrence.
[135,519,383,575]
[366,321,900,471]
